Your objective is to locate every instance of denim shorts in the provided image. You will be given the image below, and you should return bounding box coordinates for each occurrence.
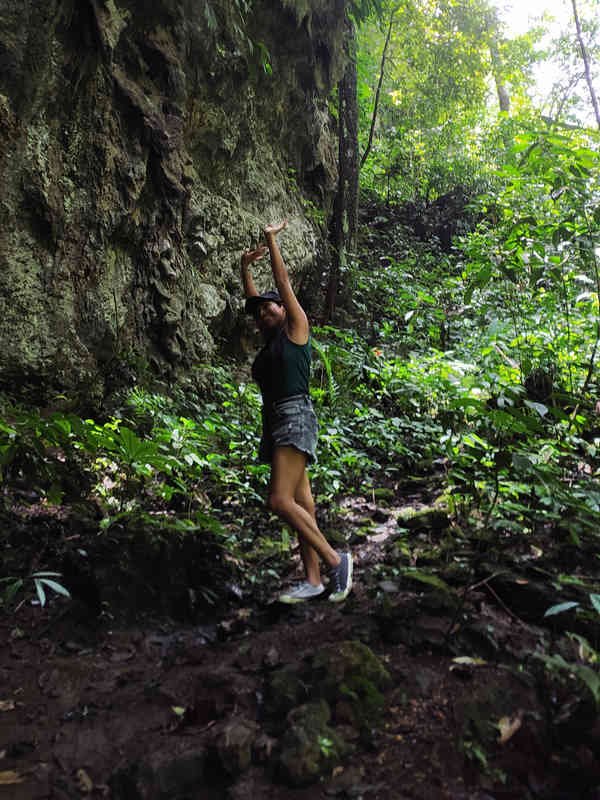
[259,394,318,464]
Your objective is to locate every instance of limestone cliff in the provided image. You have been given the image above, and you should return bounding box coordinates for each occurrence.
[0,0,346,400]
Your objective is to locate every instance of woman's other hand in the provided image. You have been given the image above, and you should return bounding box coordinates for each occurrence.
[264,220,288,237]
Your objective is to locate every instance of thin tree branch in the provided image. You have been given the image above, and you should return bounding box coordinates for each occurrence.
[570,210,600,423]
[360,5,398,168]
[570,0,600,128]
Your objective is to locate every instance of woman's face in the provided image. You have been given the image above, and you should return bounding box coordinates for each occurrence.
[255,301,286,333]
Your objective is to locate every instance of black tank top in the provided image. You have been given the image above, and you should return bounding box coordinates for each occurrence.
[252,327,311,407]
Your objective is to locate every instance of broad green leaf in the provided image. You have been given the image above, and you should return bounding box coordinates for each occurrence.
[524,400,548,417]
[38,579,70,598]
[590,594,600,615]
[31,572,62,577]
[575,292,594,303]
[50,417,72,436]
[46,483,64,506]
[34,579,47,607]
[474,263,492,288]
[544,601,579,618]
[576,665,600,704]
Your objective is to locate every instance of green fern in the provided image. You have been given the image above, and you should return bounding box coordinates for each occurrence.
[312,339,339,406]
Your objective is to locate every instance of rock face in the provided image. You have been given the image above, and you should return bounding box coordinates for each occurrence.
[0,0,345,400]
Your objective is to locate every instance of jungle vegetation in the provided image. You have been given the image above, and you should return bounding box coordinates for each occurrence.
[1,0,599,631]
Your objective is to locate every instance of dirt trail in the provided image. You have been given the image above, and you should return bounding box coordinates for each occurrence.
[1,489,598,800]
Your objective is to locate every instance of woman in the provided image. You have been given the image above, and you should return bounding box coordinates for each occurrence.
[241,220,352,603]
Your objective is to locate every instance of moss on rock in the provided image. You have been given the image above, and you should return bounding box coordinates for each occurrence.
[396,506,451,531]
[311,641,392,729]
[265,666,308,717]
[277,699,349,787]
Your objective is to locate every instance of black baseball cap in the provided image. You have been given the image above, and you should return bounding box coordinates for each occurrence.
[245,290,283,315]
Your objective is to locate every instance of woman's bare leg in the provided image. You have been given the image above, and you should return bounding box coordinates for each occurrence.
[268,446,340,578]
[294,471,321,585]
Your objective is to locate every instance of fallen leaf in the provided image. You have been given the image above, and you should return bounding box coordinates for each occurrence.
[449,656,487,671]
[76,768,93,793]
[0,701,15,711]
[0,770,24,785]
[171,706,186,718]
[332,766,344,778]
[497,712,523,744]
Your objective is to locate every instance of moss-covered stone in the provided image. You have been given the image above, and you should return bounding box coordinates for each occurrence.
[461,685,518,749]
[373,487,395,502]
[214,717,259,775]
[311,641,392,728]
[396,506,451,531]
[265,666,308,717]
[277,700,349,787]
[265,641,391,771]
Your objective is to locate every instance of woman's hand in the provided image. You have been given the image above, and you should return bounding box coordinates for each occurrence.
[241,245,268,269]
[264,220,288,238]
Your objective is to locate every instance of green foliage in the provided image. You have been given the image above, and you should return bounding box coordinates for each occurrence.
[538,650,600,706]
[0,572,70,610]
[2,119,600,579]
[347,0,386,24]
[318,735,335,758]
[433,125,600,536]
[6,127,599,560]
[356,0,540,203]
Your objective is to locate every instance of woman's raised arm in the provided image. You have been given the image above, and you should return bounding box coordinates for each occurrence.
[263,221,309,345]
[240,245,267,299]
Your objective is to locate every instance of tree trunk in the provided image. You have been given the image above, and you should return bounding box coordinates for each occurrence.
[490,40,510,113]
[360,5,396,168]
[325,21,359,321]
[485,13,510,113]
[570,0,600,128]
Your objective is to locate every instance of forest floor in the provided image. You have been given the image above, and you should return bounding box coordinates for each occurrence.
[2,477,599,800]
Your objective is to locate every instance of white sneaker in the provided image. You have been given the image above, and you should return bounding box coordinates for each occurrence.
[278,581,325,604]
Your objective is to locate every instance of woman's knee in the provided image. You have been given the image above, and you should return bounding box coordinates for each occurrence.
[267,492,292,516]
